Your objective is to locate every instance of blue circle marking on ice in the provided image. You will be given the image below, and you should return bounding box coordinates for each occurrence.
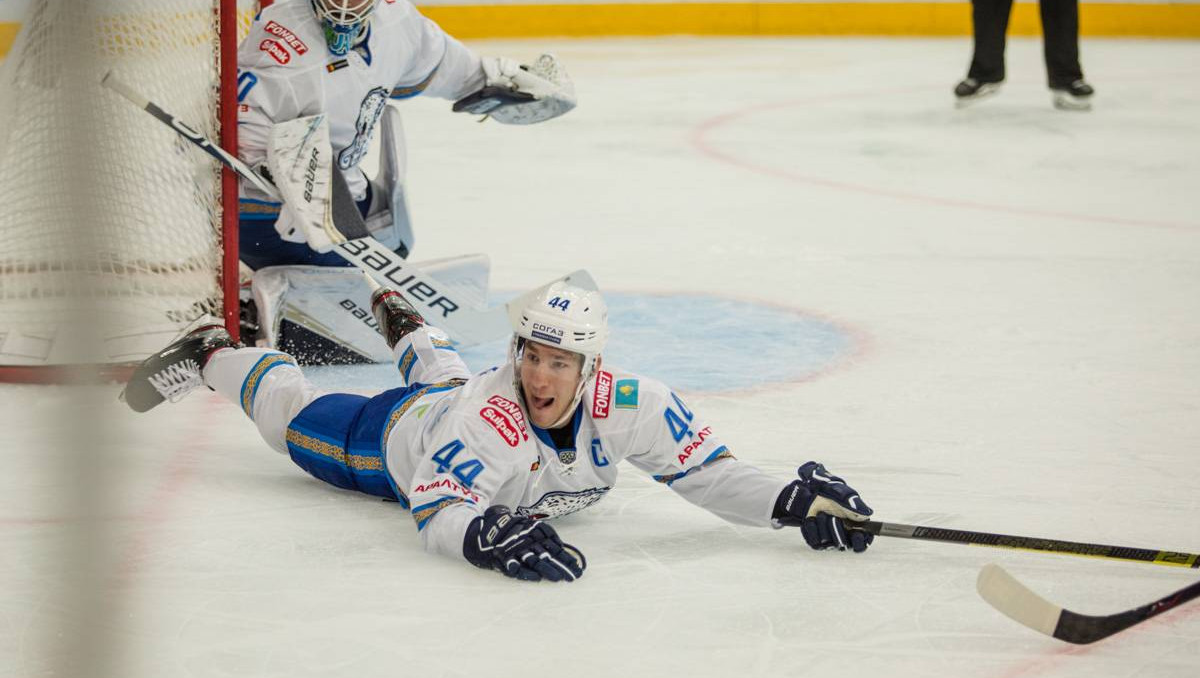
[459,293,854,392]
[305,293,855,393]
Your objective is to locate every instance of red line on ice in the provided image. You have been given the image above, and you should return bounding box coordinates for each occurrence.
[688,94,1198,232]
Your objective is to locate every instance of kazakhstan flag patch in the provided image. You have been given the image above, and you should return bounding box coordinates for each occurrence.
[614,379,639,409]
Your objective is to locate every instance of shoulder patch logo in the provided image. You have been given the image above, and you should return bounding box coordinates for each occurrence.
[615,379,640,410]
[592,371,613,418]
[480,395,528,447]
[264,21,309,55]
[480,406,520,447]
[486,395,528,440]
[260,39,290,65]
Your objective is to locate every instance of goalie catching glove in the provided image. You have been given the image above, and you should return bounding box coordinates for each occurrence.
[453,54,576,125]
[463,505,586,582]
[266,114,337,253]
[773,461,874,553]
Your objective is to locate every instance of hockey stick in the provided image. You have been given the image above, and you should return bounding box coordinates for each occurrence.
[976,564,1200,644]
[849,521,1200,569]
[100,71,510,346]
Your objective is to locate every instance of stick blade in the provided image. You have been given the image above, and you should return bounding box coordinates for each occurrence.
[100,70,151,110]
[977,564,1064,638]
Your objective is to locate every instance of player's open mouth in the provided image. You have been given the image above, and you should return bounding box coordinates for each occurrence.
[531,395,554,410]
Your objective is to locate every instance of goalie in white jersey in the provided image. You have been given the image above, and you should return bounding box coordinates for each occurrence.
[123,280,876,582]
[237,0,575,269]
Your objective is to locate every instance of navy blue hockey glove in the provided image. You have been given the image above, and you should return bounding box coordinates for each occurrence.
[773,461,874,553]
[464,505,586,582]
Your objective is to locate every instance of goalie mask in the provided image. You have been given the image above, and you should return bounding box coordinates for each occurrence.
[509,282,608,430]
[310,0,377,56]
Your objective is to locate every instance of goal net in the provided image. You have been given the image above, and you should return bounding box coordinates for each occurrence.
[0,0,255,376]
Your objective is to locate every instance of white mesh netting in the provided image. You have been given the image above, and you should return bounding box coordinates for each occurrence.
[0,0,254,367]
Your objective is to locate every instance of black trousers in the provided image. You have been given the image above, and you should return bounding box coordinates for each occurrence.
[967,0,1084,88]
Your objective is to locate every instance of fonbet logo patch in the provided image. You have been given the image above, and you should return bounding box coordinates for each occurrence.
[592,371,613,418]
[264,21,308,55]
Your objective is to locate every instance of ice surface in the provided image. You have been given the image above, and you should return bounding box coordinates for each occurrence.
[3,37,1199,678]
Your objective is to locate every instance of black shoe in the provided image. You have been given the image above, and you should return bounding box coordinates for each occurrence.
[121,318,236,413]
[1051,79,1094,111]
[954,78,1002,108]
[239,296,260,345]
[370,287,425,349]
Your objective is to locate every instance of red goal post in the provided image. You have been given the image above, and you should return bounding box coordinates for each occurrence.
[0,0,266,382]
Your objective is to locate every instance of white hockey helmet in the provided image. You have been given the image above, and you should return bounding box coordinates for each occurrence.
[509,281,609,427]
[310,0,377,55]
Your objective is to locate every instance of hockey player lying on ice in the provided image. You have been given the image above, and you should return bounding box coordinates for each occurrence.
[122,281,875,582]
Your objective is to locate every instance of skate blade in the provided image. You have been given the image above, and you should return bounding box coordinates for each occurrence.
[1052,93,1093,111]
[954,84,1002,109]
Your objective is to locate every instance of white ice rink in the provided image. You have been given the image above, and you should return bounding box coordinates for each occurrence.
[4,37,1200,677]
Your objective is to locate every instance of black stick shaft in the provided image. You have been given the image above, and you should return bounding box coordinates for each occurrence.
[1057,578,1200,643]
[854,520,1200,568]
[101,71,278,197]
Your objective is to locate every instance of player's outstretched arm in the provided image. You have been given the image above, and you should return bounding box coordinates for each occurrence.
[463,506,586,582]
[773,462,875,553]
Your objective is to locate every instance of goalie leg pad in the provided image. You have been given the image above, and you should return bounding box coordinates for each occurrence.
[252,266,394,364]
[251,257,491,366]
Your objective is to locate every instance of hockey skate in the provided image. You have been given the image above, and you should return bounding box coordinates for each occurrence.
[370,286,425,349]
[120,317,236,413]
[1051,80,1094,111]
[954,78,1002,108]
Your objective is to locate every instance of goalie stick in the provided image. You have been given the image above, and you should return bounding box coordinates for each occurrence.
[100,71,512,346]
[849,521,1200,569]
[976,564,1200,644]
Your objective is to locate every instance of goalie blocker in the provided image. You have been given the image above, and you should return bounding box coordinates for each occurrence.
[266,110,414,260]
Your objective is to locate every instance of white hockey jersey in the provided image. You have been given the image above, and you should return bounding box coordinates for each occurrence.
[236,0,484,202]
[383,363,793,560]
